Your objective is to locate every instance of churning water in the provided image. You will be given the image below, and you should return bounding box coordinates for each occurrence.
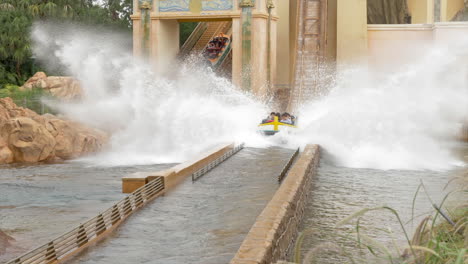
[32,23,467,170]
[289,46,468,170]
[32,23,270,166]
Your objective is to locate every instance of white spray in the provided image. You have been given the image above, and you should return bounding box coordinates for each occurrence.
[287,41,468,170]
[32,23,271,166]
[32,23,467,170]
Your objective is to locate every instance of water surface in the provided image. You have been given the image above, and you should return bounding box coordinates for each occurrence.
[295,143,467,263]
[69,147,294,264]
[0,162,173,262]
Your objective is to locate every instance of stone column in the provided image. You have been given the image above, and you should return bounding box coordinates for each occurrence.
[266,0,275,87]
[150,19,180,74]
[140,1,152,59]
[131,0,142,57]
[336,0,368,68]
[251,14,269,97]
[132,17,142,57]
[231,17,242,88]
[240,0,254,92]
[132,0,153,59]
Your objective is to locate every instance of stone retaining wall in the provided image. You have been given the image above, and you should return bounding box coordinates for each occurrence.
[230,144,320,264]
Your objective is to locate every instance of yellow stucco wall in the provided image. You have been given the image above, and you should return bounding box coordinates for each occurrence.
[276,0,290,89]
[408,0,434,23]
[440,0,465,21]
[337,0,368,67]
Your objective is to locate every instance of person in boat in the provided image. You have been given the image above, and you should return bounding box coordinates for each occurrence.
[280,113,293,124]
[262,112,276,123]
[205,41,219,59]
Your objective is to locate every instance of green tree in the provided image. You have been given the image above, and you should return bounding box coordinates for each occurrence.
[0,0,133,87]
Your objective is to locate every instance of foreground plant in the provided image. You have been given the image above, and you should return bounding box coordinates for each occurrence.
[288,178,467,264]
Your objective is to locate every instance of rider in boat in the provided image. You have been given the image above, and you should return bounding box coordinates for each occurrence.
[280,113,293,124]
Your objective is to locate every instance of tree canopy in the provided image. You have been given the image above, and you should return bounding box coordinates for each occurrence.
[0,0,132,86]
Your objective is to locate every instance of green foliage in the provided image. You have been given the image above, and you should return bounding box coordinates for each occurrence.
[0,84,56,114]
[0,0,132,86]
[0,84,43,100]
[180,22,198,46]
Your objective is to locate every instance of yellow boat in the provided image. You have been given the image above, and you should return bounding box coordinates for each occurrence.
[258,116,297,136]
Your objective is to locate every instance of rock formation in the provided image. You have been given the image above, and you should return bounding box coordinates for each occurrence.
[0,98,107,164]
[21,72,83,100]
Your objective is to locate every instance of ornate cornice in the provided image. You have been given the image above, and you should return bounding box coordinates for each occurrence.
[240,0,254,8]
[140,0,152,10]
[267,0,275,9]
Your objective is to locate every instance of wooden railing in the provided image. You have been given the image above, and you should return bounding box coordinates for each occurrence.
[7,177,165,264]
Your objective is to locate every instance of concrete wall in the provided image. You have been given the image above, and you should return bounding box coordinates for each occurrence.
[368,22,468,70]
[367,24,433,71]
[230,145,321,264]
[433,22,468,43]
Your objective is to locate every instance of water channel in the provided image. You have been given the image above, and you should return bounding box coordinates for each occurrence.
[295,142,467,263]
[0,162,174,262]
[0,147,295,263]
[68,147,294,264]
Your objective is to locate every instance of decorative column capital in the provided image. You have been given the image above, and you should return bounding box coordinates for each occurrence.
[267,0,274,9]
[139,0,152,10]
[240,0,254,8]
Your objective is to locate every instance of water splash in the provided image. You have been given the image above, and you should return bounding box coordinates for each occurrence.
[288,41,468,170]
[32,23,271,166]
[31,23,467,170]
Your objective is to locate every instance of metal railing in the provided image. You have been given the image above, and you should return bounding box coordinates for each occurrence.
[192,143,244,182]
[7,177,165,264]
[278,148,300,183]
[179,22,208,58]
